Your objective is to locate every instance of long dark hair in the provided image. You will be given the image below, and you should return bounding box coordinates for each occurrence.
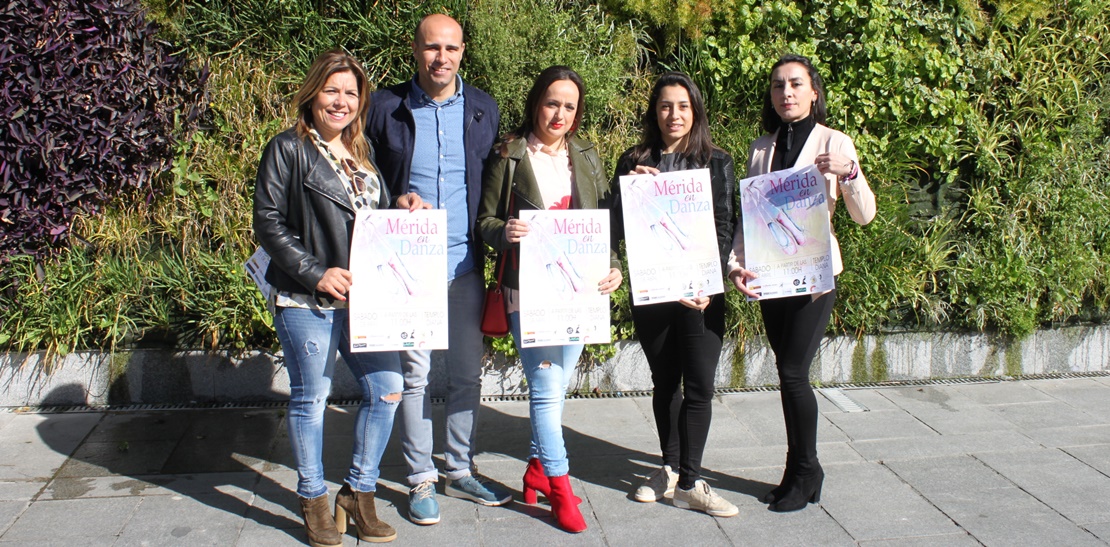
[627,71,720,167]
[516,65,586,142]
[760,54,828,134]
[292,49,373,169]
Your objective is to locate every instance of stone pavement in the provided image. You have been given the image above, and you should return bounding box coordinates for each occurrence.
[2,375,1110,546]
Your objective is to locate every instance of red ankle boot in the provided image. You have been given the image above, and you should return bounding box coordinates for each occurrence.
[522,458,549,504]
[547,474,587,533]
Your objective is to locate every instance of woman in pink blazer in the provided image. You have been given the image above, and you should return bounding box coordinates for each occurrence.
[728,54,876,512]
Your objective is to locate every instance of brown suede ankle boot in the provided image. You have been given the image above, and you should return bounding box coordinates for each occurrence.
[299,494,341,547]
[334,483,397,543]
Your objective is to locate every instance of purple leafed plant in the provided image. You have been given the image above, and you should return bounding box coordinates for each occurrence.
[0,0,207,261]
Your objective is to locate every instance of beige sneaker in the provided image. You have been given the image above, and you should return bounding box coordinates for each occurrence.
[633,465,678,502]
[673,479,739,517]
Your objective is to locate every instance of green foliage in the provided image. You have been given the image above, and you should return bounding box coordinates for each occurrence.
[467,0,643,133]
[160,0,465,86]
[615,0,1110,338]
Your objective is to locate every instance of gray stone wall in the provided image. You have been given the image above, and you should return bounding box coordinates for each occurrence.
[3,325,1109,406]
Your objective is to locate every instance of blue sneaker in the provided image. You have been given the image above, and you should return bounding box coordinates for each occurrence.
[445,474,512,506]
[408,480,440,525]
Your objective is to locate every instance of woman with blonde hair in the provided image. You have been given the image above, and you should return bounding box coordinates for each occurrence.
[254,49,424,545]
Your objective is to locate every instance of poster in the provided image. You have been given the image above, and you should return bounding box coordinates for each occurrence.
[518,209,612,348]
[619,168,724,305]
[347,209,448,351]
[244,247,273,302]
[738,164,835,300]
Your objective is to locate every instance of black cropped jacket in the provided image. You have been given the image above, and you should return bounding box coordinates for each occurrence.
[253,128,389,296]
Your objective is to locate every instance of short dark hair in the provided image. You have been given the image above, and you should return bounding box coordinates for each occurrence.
[761,54,828,134]
[517,65,586,140]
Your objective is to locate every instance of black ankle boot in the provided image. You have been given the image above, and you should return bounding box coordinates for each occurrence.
[762,454,796,504]
[769,464,822,513]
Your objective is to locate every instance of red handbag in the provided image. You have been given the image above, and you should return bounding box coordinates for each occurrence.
[480,253,509,337]
[480,153,516,338]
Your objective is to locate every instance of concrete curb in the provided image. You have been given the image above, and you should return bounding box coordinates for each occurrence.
[3,324,1108,406]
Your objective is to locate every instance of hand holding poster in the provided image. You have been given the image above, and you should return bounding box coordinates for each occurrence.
[738,164,834,300]
[619,168,724,305]
[518,209,611,348]
[348,209,448,352]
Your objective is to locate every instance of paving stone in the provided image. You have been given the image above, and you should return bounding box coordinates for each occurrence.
[144,471,261,497]
[0,501,27,537]
[850,429,1039,462]
[823,408,939,442]
[1023,424,1110,449]
[1062,444,1110,475]
[41,475,174,500]
[927,491,1102,545]
[1028,378,1110,418]
[830,388,907,411]
[879,385,991,412]
[1,497,139,541]
[57,439,179,478]
[820,461,962,541]
[884,455,1103,546]
[952,382,1056,405]
[1084,522,1110,543]
[0,413,102,480]
[707,399,766,447]
[561,398,659,455]
[986,400,1104,430]
[719,503,856,546]
[876,386,1018,435]
[0,481,43,502]
[857,532,982,546]
[234,520,305,546]
[0,538,117,546]
[718,392,852,447]
[0,441,72,482]
[84,411,193,443]
[113,493,250,546]
[975,448,1110,525]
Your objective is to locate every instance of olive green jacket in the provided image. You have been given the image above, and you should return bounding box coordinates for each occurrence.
[476,135,620,290]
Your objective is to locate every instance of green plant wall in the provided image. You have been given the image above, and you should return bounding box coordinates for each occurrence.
[2,0,1109,360]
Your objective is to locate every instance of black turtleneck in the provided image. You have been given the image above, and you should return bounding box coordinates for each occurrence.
[771,113,816,171]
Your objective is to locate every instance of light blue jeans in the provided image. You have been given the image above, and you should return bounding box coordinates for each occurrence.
[273,306,403,498]
[509,311,583,477]
[398,270,486,484]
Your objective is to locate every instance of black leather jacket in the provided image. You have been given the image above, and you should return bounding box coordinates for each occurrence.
[253,128,389,296]
[610,147,737,272]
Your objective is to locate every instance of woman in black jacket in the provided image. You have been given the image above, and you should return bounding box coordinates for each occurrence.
[254,50,423,546]
[611,72,738,517]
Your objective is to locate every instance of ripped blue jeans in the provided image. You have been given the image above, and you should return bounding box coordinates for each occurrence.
[273,306,403,498]
[509,312,583,477]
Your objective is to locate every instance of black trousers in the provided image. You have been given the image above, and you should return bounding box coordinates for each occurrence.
[759,289,837,473]
[632,295,725,489]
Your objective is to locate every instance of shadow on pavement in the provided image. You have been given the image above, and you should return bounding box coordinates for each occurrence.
[36,384,305,543]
